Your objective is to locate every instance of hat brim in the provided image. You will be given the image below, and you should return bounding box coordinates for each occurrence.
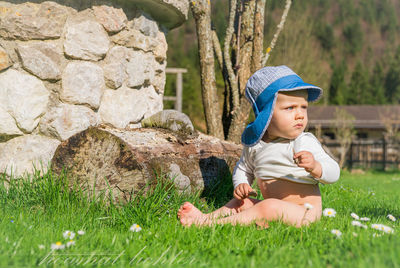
[241,82,322,146]
[241,92,277,146]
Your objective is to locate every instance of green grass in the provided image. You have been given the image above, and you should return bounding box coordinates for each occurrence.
[0,169,399,267]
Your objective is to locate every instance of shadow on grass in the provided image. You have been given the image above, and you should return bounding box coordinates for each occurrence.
[200,172,234,209]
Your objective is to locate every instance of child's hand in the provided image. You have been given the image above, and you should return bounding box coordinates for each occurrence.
[233,183,255,200]
[293,151,322,178]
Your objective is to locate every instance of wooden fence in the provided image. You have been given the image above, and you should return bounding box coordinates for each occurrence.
[324,139,400,170]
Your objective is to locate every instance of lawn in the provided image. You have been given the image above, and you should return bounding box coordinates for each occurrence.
[0,169,399,267]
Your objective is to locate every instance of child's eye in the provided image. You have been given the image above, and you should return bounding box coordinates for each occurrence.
[286,106,294,110]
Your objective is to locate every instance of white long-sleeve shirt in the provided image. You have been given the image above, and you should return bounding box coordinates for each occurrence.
[232,132,340,189]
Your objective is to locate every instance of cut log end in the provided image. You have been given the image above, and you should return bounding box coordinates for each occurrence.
[52,127,148,202]
[51,126,242,202]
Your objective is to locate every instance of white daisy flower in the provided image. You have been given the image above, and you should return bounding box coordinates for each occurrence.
[351,213,359,220]
[38,244,45,250]
[371,224,394,234]
[371,223,381,230]
[63,230,75,240]
[130,224,142,232]
[304,203,314,210]
[387,214,396,222]
[331,229,342,237]
[66,240,75,247]
[77,230,85,235]
[51,242,65,250]
[351,220,367,229]
[382,226,394,234]
[323,208,336,217]
[360,217,370,221]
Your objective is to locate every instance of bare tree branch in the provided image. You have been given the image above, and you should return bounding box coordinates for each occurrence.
[190,0,224,139]
[252,0,265,71]
[235,0,243,69]
[212,30,223,71]
[226,0,256,142]
[224,0,240,110]
[261,0,292,66]
[332,108,356,169]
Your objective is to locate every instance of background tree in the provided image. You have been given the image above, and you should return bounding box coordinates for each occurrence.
[189,0,292,142]
[380,108,400,168]
[385,46,400,104]
[347,62,372,104]
[328,61,348,105]
[332,108,356,169]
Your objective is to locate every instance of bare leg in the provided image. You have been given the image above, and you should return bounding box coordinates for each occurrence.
[192,198,320,227]
[177,198,260,226]
[204,198,260,218]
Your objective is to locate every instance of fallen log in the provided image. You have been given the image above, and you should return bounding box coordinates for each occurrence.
[51,126,242,202]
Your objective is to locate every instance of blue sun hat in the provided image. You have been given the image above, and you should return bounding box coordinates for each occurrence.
[241,65,322,146]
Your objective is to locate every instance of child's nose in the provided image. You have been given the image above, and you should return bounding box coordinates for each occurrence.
[295,109,305,119]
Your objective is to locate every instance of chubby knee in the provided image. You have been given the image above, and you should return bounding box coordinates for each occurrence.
[257,198,282,218]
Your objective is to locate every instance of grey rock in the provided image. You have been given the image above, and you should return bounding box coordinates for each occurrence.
[0,2,73,40]
[0,134,60,177]
[132,14,159,38]
[0,69,49,133]
[112,28,153,52]
[112,26,167,62]
[0,106,23,142]
[103,46,129,89]
[141,109,195,138]
[64,19,110,61]
[0,46,11,71]
[126,50,155,88]
[142,85,163,118]
[93,5,127,34]
[40,103,99,141]
[61,61,105,109]
[17,42,62,80]
[153,31,167,62]
[152,60,166,93]
[99,86,148,128]
[168,163,191,193]
[0,40,18,65]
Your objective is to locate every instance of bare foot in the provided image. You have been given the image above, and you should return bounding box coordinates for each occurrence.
[177,202,207,226]
[255,219,270,230]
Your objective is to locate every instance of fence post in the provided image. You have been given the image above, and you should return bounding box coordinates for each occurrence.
[164,68,187,112]
[176,72,183,112]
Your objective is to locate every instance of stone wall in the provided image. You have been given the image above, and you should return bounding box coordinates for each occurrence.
[0,0,188,177]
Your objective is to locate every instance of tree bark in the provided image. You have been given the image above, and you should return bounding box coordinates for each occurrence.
[227,0,257,143]
[190,0,224,139]
[252,0,265,71]
[51,126,241,202]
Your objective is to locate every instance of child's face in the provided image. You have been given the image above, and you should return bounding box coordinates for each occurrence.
[264,90,308,141]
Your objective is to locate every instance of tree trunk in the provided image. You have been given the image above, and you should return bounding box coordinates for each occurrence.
[227,0,257,143]
[252,0,265,72]
[190,0,224,139]
[51,126,241,202]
